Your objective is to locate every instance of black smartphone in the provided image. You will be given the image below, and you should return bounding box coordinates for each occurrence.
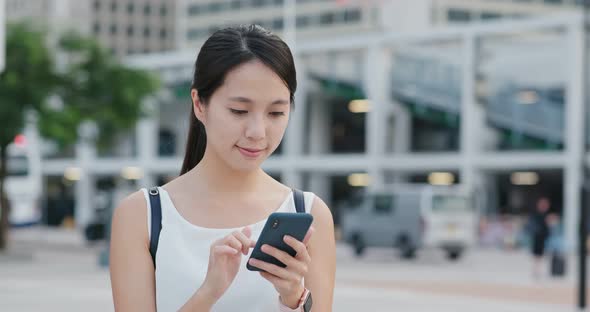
[247,212,314,272]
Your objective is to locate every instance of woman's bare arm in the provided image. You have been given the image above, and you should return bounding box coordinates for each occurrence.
[305,196,337,311]
[110,191,158,311]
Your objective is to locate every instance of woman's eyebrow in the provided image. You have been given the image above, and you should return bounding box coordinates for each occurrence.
[228,96,289,105]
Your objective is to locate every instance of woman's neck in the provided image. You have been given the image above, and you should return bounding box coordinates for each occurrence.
[185,147,266,196]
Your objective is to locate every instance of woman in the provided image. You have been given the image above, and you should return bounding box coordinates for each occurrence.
[109,25,336,311]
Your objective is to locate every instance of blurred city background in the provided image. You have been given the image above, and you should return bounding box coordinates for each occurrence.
[1,0,590,311]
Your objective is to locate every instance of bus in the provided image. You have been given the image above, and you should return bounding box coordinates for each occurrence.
[2,133,43,227]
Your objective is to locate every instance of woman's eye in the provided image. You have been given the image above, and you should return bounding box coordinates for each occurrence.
[230,109,247,115]
[270,112,285,116]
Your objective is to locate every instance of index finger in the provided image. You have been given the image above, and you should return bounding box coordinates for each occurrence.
[232,230,256,255]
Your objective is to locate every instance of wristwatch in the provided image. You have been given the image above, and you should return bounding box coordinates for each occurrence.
[278,288,313,312]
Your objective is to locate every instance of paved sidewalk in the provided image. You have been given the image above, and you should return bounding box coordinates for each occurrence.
[0,227,584,312]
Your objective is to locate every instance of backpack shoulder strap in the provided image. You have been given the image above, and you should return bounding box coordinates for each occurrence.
[148,186,162,267]
[292,188,305,213]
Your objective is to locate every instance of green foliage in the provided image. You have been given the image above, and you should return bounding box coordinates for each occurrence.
[0,23,160,150]
[0,23,56,147]
[38,31,160,150]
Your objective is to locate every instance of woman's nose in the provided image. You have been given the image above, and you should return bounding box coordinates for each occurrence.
[244,116,266,141]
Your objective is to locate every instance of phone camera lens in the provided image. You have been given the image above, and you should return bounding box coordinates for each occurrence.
[272,219,279,229]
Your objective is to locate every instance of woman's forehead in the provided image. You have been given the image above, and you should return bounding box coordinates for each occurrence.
[220,61,290,98]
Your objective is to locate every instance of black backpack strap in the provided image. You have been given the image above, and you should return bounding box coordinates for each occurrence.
[148,187,162,267]
[292,189,305,213]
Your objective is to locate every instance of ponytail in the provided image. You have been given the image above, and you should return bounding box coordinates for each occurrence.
[180,105,207,175]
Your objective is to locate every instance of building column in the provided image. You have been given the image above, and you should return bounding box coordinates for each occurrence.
[74,121,97,228]
[460,34,479,191]
[388,98,411,184]
[137,96,158,188]
[364,45,389,191]
[309,93,331,155]
[309,173,331,207]
[564,23,585,249]
[392,100,411,155]
[283,62,307,189]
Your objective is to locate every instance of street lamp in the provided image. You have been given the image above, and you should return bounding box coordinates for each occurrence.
[580,0,590,310]
[0,0,5,73]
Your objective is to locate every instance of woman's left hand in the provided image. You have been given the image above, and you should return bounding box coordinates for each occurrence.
[248,227,314,309]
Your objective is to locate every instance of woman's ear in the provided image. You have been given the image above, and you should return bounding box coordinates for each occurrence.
[191,89,206,124]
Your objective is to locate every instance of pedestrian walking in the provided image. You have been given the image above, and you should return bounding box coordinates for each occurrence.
[527,197,551,279]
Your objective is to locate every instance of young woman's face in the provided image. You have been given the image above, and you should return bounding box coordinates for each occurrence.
[193,60,292,172]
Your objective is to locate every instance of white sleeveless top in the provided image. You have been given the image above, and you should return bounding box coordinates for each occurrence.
[141,187,316,312]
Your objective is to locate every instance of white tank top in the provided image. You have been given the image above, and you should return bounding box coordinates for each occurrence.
[141,187,316,312]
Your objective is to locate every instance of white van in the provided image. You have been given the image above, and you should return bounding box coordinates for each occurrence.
[340,184,478,260]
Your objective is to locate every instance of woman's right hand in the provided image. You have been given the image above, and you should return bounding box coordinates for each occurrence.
[200,226,256,302]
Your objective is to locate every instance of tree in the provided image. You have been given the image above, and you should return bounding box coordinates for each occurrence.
[0,23,159,250]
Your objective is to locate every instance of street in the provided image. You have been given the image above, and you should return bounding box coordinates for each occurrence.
[0,227,579,311]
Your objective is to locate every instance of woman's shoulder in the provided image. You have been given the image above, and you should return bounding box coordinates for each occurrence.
[111,190,150,244]
[309,195,333,225]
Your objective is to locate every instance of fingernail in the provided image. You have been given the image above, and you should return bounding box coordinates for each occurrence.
[261,244,269,252]
[283,235,291,241]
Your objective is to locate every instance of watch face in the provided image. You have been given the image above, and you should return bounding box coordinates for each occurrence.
[303,293,312,312]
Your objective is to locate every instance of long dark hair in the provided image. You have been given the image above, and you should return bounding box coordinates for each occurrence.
[180,25,297,175]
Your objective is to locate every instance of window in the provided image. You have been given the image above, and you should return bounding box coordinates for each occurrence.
[447,9,471,22]
[127,25,134,36]
[344,8,361,22]
[231,0,242,9]
[209,2,222,12]
[220,2,232,11]
[160,28,168,39]
[144,4,151,15]
[111,1,117,12]
[144,27,151,38]
[160,5,168,16]
[110,24,118,35]
[127,3,134,14]
[253,0,265,7]
[373,194,394,214]
[432,195,471,213]
[187,29,196,39]
[93,22,101,34]
[296,15,310,27]
[272,18,284,30]
[188,4,200,15]
[209,26,220,34]
[481,12,501,20]
[546,88,564,103]
[7,156,28,177]
[320,12,336,25]
[93,0,100,11]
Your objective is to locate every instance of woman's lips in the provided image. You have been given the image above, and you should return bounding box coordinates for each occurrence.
[237,146,264,158]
